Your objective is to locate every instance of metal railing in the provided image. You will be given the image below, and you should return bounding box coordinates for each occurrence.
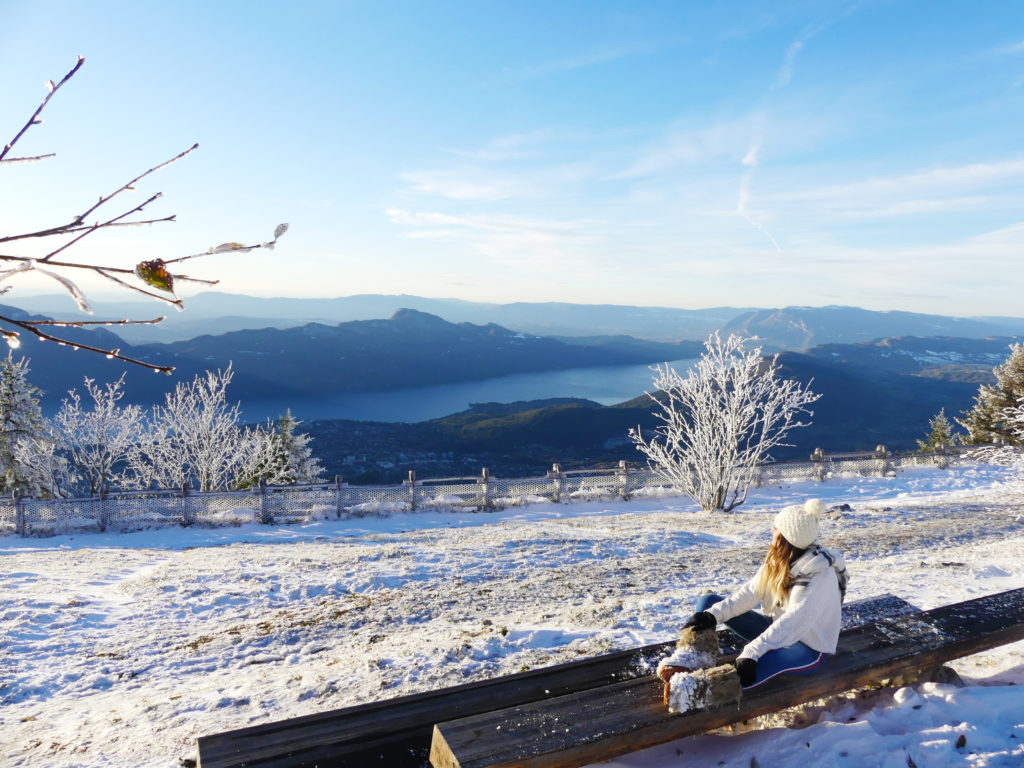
[0,446,977,538]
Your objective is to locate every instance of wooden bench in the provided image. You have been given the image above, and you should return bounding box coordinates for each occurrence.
[430,588,1024,768]
[195,594,915,768]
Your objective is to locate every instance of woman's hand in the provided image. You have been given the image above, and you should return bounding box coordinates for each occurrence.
[735,658,757,687]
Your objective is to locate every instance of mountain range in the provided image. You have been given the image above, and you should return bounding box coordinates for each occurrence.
[1,304,700,412]
[136,308,702,396]
[11,293,743,344]
[305,334,1017,482]
[2,293,1019,482]
[16,292,1024,348]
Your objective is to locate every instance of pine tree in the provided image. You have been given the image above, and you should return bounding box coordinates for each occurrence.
[959,342,1024,445]
[917,408,958,452]
[0,354,52,497]
[271,410,324,484]
[231,411,324,489]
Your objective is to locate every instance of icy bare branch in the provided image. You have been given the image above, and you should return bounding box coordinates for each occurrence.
[0,55,83,163]
[0,57,286,373]
[0,314,174,374]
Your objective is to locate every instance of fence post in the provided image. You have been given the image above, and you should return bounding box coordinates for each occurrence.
[403,470,418,511]
[546,463,564,503]
[98,483,109,532]
[617,460,630,501]
[258,478,273,524]
[335,475,346,519]
[810,448,827,482]
[182,481,195,526]
[933,442,948,469]
[14,490,25,537]
[477,467,492,511]
[874,445,890,476]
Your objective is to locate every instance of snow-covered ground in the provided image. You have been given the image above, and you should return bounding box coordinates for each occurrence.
[1,463,1022,768]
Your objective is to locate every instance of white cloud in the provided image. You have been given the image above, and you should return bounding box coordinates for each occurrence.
[443,127,585,161]
[385,208,605,268]
[400,171,513,202]
[613,117,760,178]
[773,39,804,89]
[401,160,598,203]
[771,157,1024,219]
[502,39,668,82]
[993,38,1024,55]
[843,196,993,219]
[742,140,762,168]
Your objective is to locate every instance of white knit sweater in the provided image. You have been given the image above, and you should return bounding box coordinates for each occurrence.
[705,547,845,661]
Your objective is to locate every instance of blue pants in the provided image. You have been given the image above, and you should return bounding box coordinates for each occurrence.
[696,594,827,688]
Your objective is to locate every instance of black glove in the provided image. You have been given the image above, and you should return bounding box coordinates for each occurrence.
[683,611,716,631]
[735,658,757,687]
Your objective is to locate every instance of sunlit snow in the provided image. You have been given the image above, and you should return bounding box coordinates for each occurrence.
[1,464,1022,767]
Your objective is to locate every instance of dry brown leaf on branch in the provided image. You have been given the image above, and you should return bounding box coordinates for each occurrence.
[134,259,175,293]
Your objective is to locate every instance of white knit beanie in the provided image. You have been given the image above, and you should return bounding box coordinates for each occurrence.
[773,498,826,549]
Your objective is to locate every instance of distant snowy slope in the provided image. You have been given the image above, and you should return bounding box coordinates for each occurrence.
[723,306,1024,350]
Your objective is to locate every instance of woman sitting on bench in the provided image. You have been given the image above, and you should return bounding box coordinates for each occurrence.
[677,498,847,689]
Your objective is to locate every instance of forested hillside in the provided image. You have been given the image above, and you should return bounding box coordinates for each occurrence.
[304,341,989,482]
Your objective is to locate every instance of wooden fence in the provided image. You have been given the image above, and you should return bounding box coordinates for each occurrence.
[0,446,977,538]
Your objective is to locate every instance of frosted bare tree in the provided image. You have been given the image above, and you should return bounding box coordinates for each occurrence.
[233,425,287,489]
[631,333,820,512]
[51,375,144,496]
[130,366,248,492]
[1,56,287,372]
[17,431,74,500]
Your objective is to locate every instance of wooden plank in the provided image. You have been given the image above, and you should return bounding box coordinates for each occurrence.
[196,594,915,768]
[429,588,1024,768]
[197,639,678,768]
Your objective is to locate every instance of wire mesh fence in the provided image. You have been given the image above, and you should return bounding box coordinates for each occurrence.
[0,447,982,538]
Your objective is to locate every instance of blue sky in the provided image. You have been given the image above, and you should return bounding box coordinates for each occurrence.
[1,0,1023,316]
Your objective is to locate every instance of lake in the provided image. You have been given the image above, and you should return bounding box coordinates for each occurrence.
[239,357,699,424]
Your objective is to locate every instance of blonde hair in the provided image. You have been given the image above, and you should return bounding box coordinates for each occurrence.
[755,535,804,612]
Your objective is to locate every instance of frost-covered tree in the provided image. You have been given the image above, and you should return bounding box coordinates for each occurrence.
[231,425,281,490]
[0,354,52,496]
[52,375,144,496]
[631,333,820,512]
[1,57,286,372]
[968,396,1024,487]
[271,410,324,484]
[18,430,74,500]
[917,408,959,452]
[129,366,248,492]
[959,343,1024,446]
[232,411,324,489]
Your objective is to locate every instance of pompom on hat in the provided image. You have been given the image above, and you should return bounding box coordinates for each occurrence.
[773,498,826,549]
